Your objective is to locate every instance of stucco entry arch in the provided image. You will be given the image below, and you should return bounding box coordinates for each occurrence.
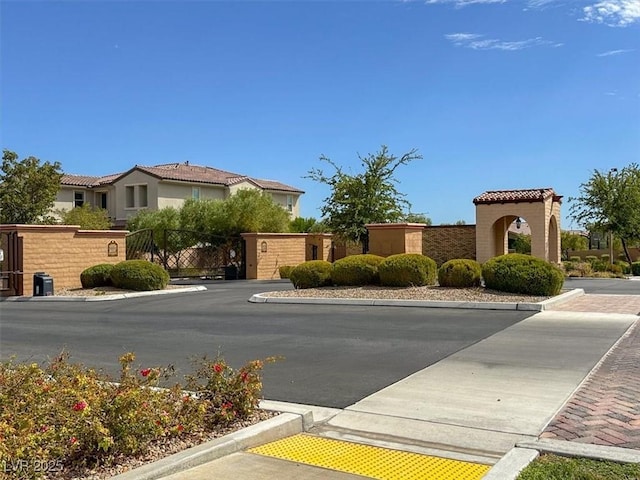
[473,188,562,264]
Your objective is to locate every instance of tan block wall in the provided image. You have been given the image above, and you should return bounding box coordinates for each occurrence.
[333,241,364,260]
[306,234,334,262]
[366,223,426,257]
[242,233,307,280]
[2,225,127,295]
[423,225,477,266]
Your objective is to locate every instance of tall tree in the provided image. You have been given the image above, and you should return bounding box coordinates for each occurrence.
[403,213,432,225]
[570,164,640,263]
[0,150,63,224]
[57,204,111,229]
[307,145,422,247]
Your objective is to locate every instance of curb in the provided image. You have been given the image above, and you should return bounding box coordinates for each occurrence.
[111,412,306,480]
[517,438,640,464]
[248,288,586,312]
[482,447,539,480]
[1,286,207,302]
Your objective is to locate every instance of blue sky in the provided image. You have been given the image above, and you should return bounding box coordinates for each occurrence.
[2,0,639,228]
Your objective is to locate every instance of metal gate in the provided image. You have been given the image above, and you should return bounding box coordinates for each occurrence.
[126,229,245,280]
[0,231,24,296]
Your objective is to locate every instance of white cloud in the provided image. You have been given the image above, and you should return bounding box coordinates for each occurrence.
[596,48,635,56]
[582,0,640,26]
[426,0,506,7]
[445,32,560,50]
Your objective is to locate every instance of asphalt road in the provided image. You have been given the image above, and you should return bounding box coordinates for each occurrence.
[2,281,533,408]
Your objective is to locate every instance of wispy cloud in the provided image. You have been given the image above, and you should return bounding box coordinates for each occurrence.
[425,0,506,7]
[445,32,561,50]
[582,0,640,27]
[596,48,635,56]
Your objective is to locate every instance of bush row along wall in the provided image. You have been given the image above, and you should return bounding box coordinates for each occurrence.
[567,248,640,262]
[423,225,477,266]
[0,224,127,296]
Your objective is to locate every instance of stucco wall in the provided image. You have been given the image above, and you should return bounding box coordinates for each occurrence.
[112,170,160,223]
[157,182,226,209]
[1,224,127,296]
[475,198,561,263]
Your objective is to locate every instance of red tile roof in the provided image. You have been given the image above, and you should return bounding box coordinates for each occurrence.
[61,162,303,193]
[60,174,103,187]
[473,188,561,205]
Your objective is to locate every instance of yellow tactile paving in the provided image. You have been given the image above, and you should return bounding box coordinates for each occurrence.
[248,434,491,480]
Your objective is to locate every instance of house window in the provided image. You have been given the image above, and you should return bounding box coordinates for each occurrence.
[192,187,200,200]
[286,195,294,213]
[74,191,85,208]
[138,185,148,207]
[125,186,135,208]
[99,192,107,209]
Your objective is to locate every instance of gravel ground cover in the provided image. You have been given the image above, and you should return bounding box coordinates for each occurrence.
[263,285,550,304]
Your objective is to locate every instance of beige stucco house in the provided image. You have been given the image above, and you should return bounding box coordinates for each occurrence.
[54,162,303,228]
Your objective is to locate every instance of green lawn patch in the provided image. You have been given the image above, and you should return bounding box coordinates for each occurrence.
[517,454,640,480]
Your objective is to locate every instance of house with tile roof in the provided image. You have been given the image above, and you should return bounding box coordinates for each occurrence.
[54,162,304,228]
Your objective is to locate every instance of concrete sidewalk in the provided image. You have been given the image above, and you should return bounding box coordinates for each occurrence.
[134,309,638,480]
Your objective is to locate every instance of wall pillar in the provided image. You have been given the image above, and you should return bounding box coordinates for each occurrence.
[365,223,426,257]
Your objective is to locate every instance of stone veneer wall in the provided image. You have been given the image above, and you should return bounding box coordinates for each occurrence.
[422,225,477,266]
[0,224,127,296]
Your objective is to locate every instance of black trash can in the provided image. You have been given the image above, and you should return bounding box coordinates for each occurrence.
[33,272,54,296]
[224,266,238,280]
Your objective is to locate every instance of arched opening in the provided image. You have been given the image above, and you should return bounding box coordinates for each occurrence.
[548,215,559,263]
[490,215,518,257]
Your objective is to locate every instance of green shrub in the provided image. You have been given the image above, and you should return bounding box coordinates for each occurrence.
[562,261,576,272]
[80,263,115,288]
[615,260,631,274]
[438,259,482,287]
[632,262,640,276]
[289,260,332,289]
[585,255,598,264]
[569,256,581,262]
[482,254,564,296]
[592,260,608,272]
[600,254,610,263]
[607,263,623,275]
[331,254,385,286]
[378,254,437,287]
[278,265,295,279]
[110,260,169,291]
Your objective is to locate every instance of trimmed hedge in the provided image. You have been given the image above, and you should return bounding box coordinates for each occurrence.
[378,254,437,287]
[632,262,640,276]
[80,263,115,288]
[438,259,482,288]
[482,254,564,296]
[110,260,170,291]
[331,254,385,286]
[278,265,295,279]
[289,260,332,289]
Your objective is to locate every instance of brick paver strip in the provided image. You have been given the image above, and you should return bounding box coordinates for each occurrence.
[549,294,640,315]
[541,320,640,449]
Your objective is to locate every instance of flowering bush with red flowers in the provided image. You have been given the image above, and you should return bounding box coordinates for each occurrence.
[0,351,276,479]
[186,355,280,427]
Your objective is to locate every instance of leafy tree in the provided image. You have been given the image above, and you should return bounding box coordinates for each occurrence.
[511,234,531,254]
[57,204,111,229]
[404,213,432,225]
[0,150,63,224]
[308,219,331,233]
[561,231,588,258]
[455,219,467,225]
[289,216,318,233]
[134,189,290,238]
[307,145,422,248]
[221,189,291,235]
[570,164,640,263]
